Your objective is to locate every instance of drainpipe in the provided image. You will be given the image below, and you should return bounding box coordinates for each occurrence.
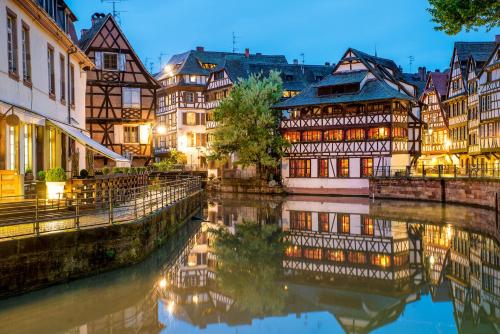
[66,46,77,125]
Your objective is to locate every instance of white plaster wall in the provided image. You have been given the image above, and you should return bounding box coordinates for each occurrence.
[0,1,87,128]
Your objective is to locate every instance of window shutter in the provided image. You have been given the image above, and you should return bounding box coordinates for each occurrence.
[94,51,102,69]
[196,113,201,125]
[201,113,206,125]
[119,53,126,71]
[182,113,187,125]
[202,134,207,147]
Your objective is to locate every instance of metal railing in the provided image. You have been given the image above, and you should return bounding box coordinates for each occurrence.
[371,165,500,179]
[0,176,202,240]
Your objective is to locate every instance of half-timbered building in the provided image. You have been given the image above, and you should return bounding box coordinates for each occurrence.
[477,42,500,169]
[274,48,424,194]
[204,55,332,176]
[79,13,159,167]
[444,41,496,171]
[418,71,452,166]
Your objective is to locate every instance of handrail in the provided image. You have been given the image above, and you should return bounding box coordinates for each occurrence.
[0,176,202,240]
[370,165,500,179]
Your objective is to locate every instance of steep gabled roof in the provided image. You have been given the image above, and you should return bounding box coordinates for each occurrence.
[425,72,449,98]
[454,42,497,66]
[313,70,367,87]
[78,14,159,87]
[274,78,414,109]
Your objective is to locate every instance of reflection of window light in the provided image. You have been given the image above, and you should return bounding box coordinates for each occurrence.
[158,278,167,288]
[190,75,197,83]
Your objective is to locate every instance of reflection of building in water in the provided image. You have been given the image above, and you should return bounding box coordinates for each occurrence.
[282,197,423,282]
[159,222,236,329]
[447,229,500,333]
[422,224,453,300]
[159,195,499,333]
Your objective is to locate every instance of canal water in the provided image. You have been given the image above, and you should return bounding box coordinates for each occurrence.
[0,194,498,334]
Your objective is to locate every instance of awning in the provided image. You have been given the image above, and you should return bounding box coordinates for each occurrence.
[49,120,130,163]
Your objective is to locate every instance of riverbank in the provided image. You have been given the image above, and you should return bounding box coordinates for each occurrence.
[0,191,203,299]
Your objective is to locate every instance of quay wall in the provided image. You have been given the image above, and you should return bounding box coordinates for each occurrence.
[370,178,500,209]
[0,191,203,299]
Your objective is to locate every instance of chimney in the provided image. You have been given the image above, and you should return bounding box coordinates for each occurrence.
[196,46,204,52]
[435,69,440,73]
[418,66,426,81]
[496,35,500,43]
[245,48,250,58]
[91,13,103,27]
[325,62,331,66]
[293,59,299,65]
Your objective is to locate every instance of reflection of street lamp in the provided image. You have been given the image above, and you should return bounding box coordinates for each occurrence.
[429,255,435,266]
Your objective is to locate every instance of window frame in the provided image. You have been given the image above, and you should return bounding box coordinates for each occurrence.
[6,8,19,78]
[122,87,141,109]
[289,159,311,178]
[337,158,349,178]
[59,53,66,103]
[47,44,55,97]
[21,21,31,83]
[103,52,119,71]
[123,125,139,143]
[318,158,329,178]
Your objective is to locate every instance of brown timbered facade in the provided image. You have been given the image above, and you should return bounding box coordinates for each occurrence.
[79,13,159,167]
[274,48,424,194]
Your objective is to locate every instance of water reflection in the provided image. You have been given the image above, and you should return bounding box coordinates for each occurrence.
[0,194,498,334]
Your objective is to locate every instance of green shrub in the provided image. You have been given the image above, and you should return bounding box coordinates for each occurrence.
[25,168,33,174]
[37,170,46,181]
[45,168,67,182]
[112,167,122,174]
[130,167,137,174]
[123,167,130,174]
[102,166,111,175]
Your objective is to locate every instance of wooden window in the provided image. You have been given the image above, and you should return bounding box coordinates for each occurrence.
[23,124,32,172]
[303,248,322,260]
[47,45,55,96]
[124,126,139,143]
[392,127,407,138]
[8,126,18,170]
[348,251,366,264]
[184,92,195,103]
[337,158,349,177]
[69,64,75,106]
[6,9,18,76]
[123,88,141,108]
[367,127,389,140]
[372,254,391,268]
[338,214,350,234]
[361,217,374,235]
[184,112,197,125]
[345,128,365,141]
[289,159,311,177]
[301,130,322,142]
[103,52,118,71]
[214,71,224,80]
[324,129,343,141]
[284,131,300,143]
[361,158,373,177]
[394,254,409,266]
[290,211,312,230]
[21,23,31,82]
[326,250,344,262]
[318,213,329,232]
[318,159,329,177]
[59,54,66,103]
[285,246,302,258]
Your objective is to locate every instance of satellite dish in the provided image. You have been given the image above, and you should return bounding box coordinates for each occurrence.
[5,114,20,126]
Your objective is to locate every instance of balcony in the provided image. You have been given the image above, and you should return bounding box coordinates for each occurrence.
[422,143,447,155]
[449,140,467,153]
[206,120,219,130]
[285,140,394,156]
[281,113,398,129]
[468,144,481,155]
[448,114,467,127]
[206,100,221,110]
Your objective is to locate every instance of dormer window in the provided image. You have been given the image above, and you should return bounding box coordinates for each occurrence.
[317,83,360,96]
[214,71,224,80]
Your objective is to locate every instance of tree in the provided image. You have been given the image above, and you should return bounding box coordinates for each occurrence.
[152,149,187,171]
[427,0,500,35]
[209,71,288,178]
[211,221,287,316]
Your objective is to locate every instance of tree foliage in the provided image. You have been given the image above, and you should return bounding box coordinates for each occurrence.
[209,71,288,172]
[152,149,187,171]
[211,221,287,316]
[427,0,500,35]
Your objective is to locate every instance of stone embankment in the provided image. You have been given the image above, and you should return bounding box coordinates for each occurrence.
[0,191,203,299]
[370,178,500,209]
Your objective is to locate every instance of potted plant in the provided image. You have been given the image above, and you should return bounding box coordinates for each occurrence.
[79,169,89,179]
[102,166,111,176]
[24,168,34,182]
[45,167,67,200]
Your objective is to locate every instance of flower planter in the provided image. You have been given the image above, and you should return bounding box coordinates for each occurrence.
[46,181,66,200]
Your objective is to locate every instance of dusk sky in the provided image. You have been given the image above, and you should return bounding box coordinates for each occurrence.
[67,0,499,74]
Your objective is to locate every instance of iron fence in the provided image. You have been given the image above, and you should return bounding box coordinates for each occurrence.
[372,165,500,179]
[0,176,202,240]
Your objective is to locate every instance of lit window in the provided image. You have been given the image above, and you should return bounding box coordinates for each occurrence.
[348,251,366,264]
[345,129,365,141]
[337,158,349,177]
[367,127,390,139]
[318,159,329,177]
[361,217,374,235]
[290,211,312,230]
[284,131,300,143]
[24,124,32,172]
[324,130,343,141]
[361,158,373,177]
[318,213,329,232]
[301,131,322,142]
[124,126,139,143]
[289,159,311,177]
[327,250,344,262]
[372,254,391,268]
[338,214,350,234]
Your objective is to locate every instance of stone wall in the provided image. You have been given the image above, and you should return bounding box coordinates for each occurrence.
[207,179,284,194]
[370,178,500,209]
[0,191,203,299]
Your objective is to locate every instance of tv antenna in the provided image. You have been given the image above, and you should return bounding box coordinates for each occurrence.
[101,0,127,24]
[232,32,238,53]
[408,55,415,73]
[144,57,155,73]
[158,52,168,69]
